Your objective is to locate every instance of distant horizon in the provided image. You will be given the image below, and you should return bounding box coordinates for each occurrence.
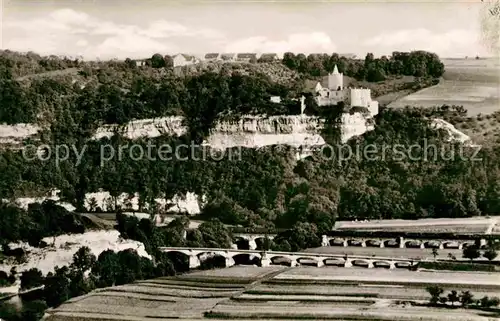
[1,48,497,62]
[1,0,496,60]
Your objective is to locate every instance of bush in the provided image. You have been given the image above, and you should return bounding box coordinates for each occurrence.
[419,261,496,272]
[20,268,45,291]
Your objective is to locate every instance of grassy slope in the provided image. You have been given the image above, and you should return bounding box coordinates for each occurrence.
[388,58,499,114]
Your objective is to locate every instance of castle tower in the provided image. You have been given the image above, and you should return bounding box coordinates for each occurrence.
[327,65,343,91]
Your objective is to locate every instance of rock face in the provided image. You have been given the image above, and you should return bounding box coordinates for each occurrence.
[431,119,476,146]
[0,123,40,146]
[205,114,374,149]
[84,191,205,215]
[205,115,327,150]
[92,114,374,149]
[0,113,376,152]
[94,116,186,140]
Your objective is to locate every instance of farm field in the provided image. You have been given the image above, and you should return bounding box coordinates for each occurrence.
[388,58,500,117]
[246,284,500,301]
[208,303,497,321]
[45,265,500,321]
[275,267,500,287]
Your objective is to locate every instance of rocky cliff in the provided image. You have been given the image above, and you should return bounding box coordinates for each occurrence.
[0,113,374,149]
[91,114,373,149]
[93,116,186,140]
[0,123,40,147]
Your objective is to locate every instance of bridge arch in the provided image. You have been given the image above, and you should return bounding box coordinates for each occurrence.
[234,237,251,250]
[296,257,319,266]
[383,239,399,248]
[365,239,382,247]
[442,241,460,249]
[254,237,273,250]
[373,261,392,269]
[461,242,475,249]
[394,261,412,269]
[323,257,345,266]
[347,239,364,247]
[330,238,346,246]
[351,259,372,268]
[405,240,422,248]
[268,255,294,266]
[424,240,441,249]
[231,253,261,265]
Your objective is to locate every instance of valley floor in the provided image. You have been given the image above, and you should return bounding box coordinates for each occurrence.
[43,265,500,321]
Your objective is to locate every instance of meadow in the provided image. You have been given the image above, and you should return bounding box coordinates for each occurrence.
[388,58,499,117]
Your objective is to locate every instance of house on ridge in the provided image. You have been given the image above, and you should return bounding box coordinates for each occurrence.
[204,53,220,61]
[173,54,198,67]
[258,53,279,62]
[236,53,257,62]
[220,53,236,61]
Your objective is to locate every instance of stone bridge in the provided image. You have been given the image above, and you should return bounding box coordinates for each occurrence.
[158,247,419,269]
[320,236,486,250]
[233,233,275,250]
[231,233,487,250]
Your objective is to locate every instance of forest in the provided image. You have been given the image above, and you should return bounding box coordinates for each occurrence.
[1,49,500,321]
[1,50,498,233]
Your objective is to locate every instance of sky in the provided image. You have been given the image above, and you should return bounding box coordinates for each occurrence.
[0,0,497,60]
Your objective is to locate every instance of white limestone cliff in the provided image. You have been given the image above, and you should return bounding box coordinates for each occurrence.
[93,116,186,140]
[91,114,374,149]
[431,119,477,146]
[0,123,40,146]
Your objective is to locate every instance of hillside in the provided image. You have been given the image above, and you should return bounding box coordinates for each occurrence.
[1,50,499,231]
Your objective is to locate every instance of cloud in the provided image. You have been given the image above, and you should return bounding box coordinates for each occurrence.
[48,8,91,25]
[363,28,488,57]
[76,40,88,47]
[3,8,225,59]
[224,32,337,54]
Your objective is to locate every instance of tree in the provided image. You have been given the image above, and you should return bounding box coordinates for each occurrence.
[0,301,21,321]
[151,53,166,68]
[426,285,444,305]
[43,266,72,307]
[124,58,136,69]
[21,300,48,321]
[431,248,438,260]
[438,296,448,305]
[483,247,498,261]
[20,268,44,291]
[462,245,481,261]
[447,290,459,306]
[480,296,500,308]
[197,219,233,248]
[459,291,474,307]
[260,236,272,251]
[71,246,96,272]
[490,297,500,307]
[91,250,120,288]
